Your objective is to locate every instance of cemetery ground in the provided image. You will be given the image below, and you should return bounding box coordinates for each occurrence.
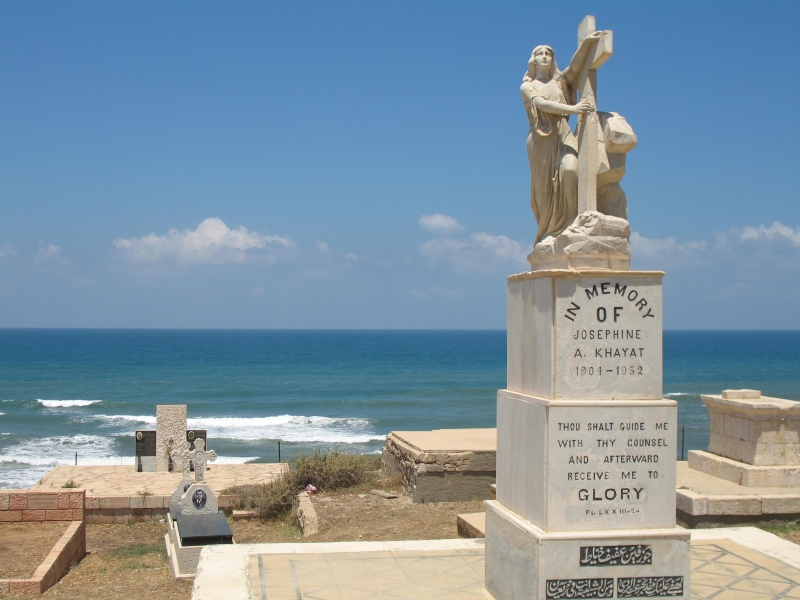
[0,523,69,580]
[2,472,483,599]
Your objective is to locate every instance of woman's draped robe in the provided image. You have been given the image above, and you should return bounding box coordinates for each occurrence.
[521,76,580,245]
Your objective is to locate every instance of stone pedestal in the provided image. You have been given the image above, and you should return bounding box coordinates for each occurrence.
[156,405,187,472]
[677,390,800,527]
[691,390,800,482]
[485,269,690,599]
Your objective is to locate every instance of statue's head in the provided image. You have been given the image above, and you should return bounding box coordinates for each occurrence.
[527,45,559,80]
[194,438,205,451]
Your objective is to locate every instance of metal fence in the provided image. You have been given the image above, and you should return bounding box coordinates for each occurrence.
[70,453,260,466]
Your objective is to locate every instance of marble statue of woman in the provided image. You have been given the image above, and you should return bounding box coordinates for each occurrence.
[521,35,601,245]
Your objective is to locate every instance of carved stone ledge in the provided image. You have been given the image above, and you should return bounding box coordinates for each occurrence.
[527,211,631,271]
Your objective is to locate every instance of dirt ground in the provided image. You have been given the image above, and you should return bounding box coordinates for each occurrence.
[16,522,194,600]
[0,522,69,579]
[3,483,484,600]
[232,482,485,544]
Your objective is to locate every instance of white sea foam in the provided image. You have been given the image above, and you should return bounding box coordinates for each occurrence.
[84,414,383,443]
[664,393,697,398]
[38,399,101,408]
[0,434,118,488]
[0,412,4,416]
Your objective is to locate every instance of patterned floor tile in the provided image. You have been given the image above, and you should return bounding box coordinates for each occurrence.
[246,541,800,599]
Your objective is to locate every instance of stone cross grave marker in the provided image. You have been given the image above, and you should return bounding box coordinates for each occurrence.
[574,15,613,214]
[190,438,217,483]
[170,441,193,480]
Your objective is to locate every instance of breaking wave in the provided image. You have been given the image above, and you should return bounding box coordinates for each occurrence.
[84,414,383,443]
[38,399,102,408]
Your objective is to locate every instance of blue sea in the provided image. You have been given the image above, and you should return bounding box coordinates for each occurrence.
[0,330,798,489]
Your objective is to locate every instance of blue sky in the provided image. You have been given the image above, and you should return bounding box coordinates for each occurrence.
[1,1,798,329]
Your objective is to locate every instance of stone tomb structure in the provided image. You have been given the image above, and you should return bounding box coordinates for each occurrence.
[484,15,690,600]
[165,439,232,579]
[677,389,800,526]
[382,428,496,503]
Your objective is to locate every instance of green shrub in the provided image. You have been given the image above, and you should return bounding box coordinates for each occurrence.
[225,451,380,521]
[293,451,380,490]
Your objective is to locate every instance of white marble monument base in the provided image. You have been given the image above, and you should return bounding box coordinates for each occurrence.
[485,501,690,600]
[497,391,678,532]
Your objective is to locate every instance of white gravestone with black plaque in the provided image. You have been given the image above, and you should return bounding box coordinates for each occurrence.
[484,16,690,600]
[165,439,232,579]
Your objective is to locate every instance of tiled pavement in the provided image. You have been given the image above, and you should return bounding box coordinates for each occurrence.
[247,548,487,600]
[30,464,287,496]
[238,539,800,600]
[691,539,800,599]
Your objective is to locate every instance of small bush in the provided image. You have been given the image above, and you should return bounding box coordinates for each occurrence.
[62,479,79,488]
[225,451,380,521]
[226,472,298,521]
[293,451,380,490]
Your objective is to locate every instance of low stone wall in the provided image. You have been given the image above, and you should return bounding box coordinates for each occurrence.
[689,450,800,487]
[0,490,85,523]
[383,432,495,503]
[677,487,800,528]
[84,493,233,523]
[0,521,87,594]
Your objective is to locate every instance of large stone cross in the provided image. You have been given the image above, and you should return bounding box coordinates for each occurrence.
[574,15,613,214]
[191,438,217,483]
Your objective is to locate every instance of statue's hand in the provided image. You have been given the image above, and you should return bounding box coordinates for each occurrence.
[575,98,594,114]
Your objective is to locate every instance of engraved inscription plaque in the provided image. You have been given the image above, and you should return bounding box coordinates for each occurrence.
[546,578,614,599]
[549,404,676,531]
[617,576,684,597]
[27,494,59,510]
[579,545,652,566]
[555,276,662,400]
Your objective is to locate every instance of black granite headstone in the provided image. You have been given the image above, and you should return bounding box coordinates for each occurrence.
[135,430,156,472]
[169,503,233,546]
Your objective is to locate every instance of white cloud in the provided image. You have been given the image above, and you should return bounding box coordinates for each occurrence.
[113,217,294,264]
[316,241,330,252]
[0,244,15,260]
[36,243,63,260]
[737,222,800,247]
[419,231,527,271]
[419,213,462,234]
[631,220,800,275]
[630,232,706,260]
